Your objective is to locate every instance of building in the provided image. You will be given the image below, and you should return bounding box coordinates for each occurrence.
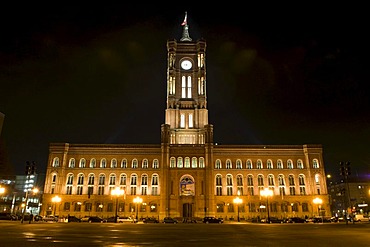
[41,13,329,221]
[328,177,370,217]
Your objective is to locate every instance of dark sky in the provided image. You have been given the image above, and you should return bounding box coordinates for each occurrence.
[0,4,369,180]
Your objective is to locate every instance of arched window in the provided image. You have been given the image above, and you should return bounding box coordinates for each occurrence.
[141,174,148,195]
[184,157,190,168]
[246,160,252,169]
[142,159,149,169]
[111,159,117,168]
[199,157,205,168]
[216,175,222,196]
[52,157,59,167]
[287,160,293,169]
[177,157,183,168]
[99,174,105,185]
[192,157,197,168]
[130,174,138,195]
[88,174,95,185]
[298,174,306,195]
[257,160,263,169]
[77,174,84,185]
[100,158,107,168]
[68,158,75,168]
[226,159,232,169]
[90,158,96,168]
[277,160,283,169]
[278,175,285,186]
[313,159,320,168]
[268,175,274,186]
[297,159,304,169]
[121,159,127,168]
[170,157,176,168]
[267,160,273,169]
[152,159,159,169]
[215,159,222,169]
[109,174,116,185]
[151,174,159,195]
[132,159,138,169]
[226,174,233,195]
[66,174,73,195]
[79,158,86,168]
[257,175,264,186]
[120,174,127,186]
[67,174,73,185]
[236,159,242,169]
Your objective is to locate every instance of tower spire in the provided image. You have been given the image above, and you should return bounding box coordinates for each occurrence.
[180,11,192,41]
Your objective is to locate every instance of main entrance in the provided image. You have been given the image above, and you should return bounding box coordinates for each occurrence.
[182,203,193,218]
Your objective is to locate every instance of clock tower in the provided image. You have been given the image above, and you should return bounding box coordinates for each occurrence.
[164,12,211,144]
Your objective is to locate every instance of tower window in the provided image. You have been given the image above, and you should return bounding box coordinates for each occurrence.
[181,76,192,98]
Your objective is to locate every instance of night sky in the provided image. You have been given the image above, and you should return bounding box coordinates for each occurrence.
[0,4,369,180]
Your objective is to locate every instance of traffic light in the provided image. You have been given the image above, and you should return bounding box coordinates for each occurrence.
[339,161,351,177]
[339,162,345,176]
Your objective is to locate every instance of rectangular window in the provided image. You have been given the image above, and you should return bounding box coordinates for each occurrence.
[216,204,224,213]
[152,187,158,196]
[107,203,113,212]
[77,186,83,195]
[66,186,72,195]
[216,186,222,196]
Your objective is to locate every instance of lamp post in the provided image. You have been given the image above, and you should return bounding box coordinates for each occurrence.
[261,188,273,223]
[233,191,243,222]
[313,197,323,223]
[133,196,143,222]
[111,187,125,223]
[52,195,61,217]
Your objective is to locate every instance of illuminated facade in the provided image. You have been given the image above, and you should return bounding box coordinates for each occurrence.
[41,14,329,221]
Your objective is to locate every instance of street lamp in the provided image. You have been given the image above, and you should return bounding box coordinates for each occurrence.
[133,196,143,222]
[111,187,125,223]
[260,188,273,223]
[52,195,61,216]
[233,191,243,222]
[313,197,323,223]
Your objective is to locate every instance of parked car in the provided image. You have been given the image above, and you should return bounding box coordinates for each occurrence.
[105,216,118,223]
[0,213,17,221]
[261,217,283,223]
[287,217,306,223]
[353,214,369,222]
[34,215,43,221]
[118,216,136,223]
[43,215,58,222]
[143,217,159,223]
[163,217,178,224]
[68,215,81,222]
[203,216,223,224]
[85,216,105,223]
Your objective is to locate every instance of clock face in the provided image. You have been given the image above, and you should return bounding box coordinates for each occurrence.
[181,60,192,70]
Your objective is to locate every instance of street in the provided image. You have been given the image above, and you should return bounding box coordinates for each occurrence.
[0,221,369,246]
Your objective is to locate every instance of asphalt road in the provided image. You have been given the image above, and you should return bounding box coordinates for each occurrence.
[0,221,369,247]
